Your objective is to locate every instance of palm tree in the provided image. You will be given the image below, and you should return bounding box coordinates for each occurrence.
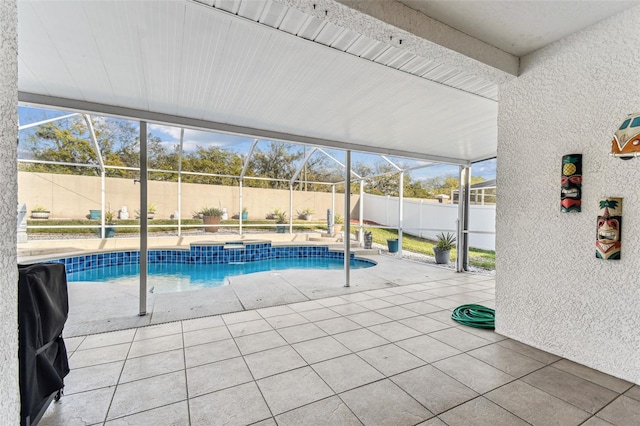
[599,199,619,218]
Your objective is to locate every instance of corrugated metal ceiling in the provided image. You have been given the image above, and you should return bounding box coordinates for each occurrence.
[17,0,498,164]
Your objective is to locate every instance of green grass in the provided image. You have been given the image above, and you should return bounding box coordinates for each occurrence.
[26,219,328,234]
[359,227,495,271]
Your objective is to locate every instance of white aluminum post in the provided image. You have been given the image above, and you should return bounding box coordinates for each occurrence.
[344,151,351,287]
[239,180,243,235]
[331,184,335,225]
[139,121,148,316]
[359,180,364,244]
[456,165,471,272]
[178,128,184,236]
[398,171,404,258]
[289,184,293,234]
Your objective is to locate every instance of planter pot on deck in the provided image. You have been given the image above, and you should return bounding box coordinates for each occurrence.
[203,215,221,232]
[433,248,451,264]
[31,211,50,219]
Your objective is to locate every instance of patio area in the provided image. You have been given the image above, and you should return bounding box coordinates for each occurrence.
[40,257,639,425]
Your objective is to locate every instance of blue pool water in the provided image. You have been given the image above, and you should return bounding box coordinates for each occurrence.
[66,257,374,293]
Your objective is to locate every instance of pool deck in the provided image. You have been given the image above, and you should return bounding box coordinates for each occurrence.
[62,253,458,337]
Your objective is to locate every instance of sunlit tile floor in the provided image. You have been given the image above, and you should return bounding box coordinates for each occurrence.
[41,273,640,425]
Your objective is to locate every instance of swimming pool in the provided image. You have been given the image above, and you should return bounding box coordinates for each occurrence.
[58,241,375,293]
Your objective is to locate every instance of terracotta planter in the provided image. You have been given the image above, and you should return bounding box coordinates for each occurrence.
[203,215,221,232]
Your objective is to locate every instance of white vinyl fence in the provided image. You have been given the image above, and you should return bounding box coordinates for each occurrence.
[361,194,496,251]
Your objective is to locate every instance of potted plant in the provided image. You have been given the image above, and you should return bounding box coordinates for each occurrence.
[104,210,116,238]
[297,207,314,221]
[333,214,344,232]
[433,232,456,264]
[30,205,50,219]
[201,206,223,232]
[136,203,156,219]
[275,211,287,233]
[241,207,248,221]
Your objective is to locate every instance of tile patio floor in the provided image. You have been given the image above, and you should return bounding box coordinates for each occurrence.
[40,261,640,425]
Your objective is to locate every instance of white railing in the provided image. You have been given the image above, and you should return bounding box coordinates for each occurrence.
[362,193,496,251]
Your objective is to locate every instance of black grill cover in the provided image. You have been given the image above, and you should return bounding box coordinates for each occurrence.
[18,263,70,426]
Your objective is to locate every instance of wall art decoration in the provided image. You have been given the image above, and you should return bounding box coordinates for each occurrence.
[561,154,582,212]
[596,197,622,260]
[611,112,640,159]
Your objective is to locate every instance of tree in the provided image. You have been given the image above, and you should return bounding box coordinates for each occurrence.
[248,142,303,189]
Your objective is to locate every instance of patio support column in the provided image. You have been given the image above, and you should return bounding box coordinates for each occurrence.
[331,184,335,226]
[239,180,243,235]
[100,171,106,238]
[139,121,148,316]
[289,184,293,234]
[456,165,471,272]
[359,180,364,245]
[344,150,351,287]
[398,171,404,258]
[177,128,184,237]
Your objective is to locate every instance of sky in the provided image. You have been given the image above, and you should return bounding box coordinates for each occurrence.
[18,106,496,181]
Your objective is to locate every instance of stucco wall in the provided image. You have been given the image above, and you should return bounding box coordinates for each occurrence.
[18,172,357,221]
[496,6,640,383]
[0,0,19,423]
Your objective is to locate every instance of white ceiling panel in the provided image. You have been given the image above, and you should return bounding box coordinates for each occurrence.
[18,0,498,164]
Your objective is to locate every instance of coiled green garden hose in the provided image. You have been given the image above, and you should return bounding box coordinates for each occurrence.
[451,304,495,329]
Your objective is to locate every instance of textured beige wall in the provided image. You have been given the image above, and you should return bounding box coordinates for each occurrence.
[496,6,640,383]
[18,172,358,220]
[0,0,19,423]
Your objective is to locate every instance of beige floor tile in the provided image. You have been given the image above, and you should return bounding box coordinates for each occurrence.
[39,387,115,426]
[356,299,395,310]
[427,297,463,310]
[347,311,391,327]
[234,329,288,354]
[127,333,183,358]
[181,315,225,332]
[399,315,452,334]
[299,307,342,322]
[184,338,241,368]
[186,356,253,397]
[402,302,442,315]
[379,294,417,306]
[340,292,375,302]
[183,325,232,347]
[288,300,325,312]
[227,318,273,337]
[251,418,278,426]
[315,317,362,334]
[105,401,189,425]
[63,360,123,395]
[275,395,362,426]
[244,345,307,379]
[467,343,545,377]
[63,336,85,353]
[626,385,640,402]
[522,366,618,414]
[425,310,459,327]
[552,359,632,393]
[497,339,561,365]
[257,366,334,415]
[78,329,136,350]
[292,336,351,364]
[396,335,461,363]
[133,322,182,341]
[257,304,296,318]
[340,379,433,426]
[69,343,130,369]
[264,312,308,329]
[277,322,327,344]
[330,302,370,316]
[404,291,440,302]
[439,396,529,426]
[433,354,514,394]
[392,365,478,414]
[316,296,349,307]
[120,349,185,383]
[107,371,186,420]
[368,321,421,342]
[312,354,384,393]
[581,417,616,426]
[357,344,425,376]
[222,309,262,325]
[416,418,448,426]
[455,325,507,342]
[596,395,640,425]
[189,382,271,426]
[485,380,590,425]
[376,305,418,320]
[333,328,389,352]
